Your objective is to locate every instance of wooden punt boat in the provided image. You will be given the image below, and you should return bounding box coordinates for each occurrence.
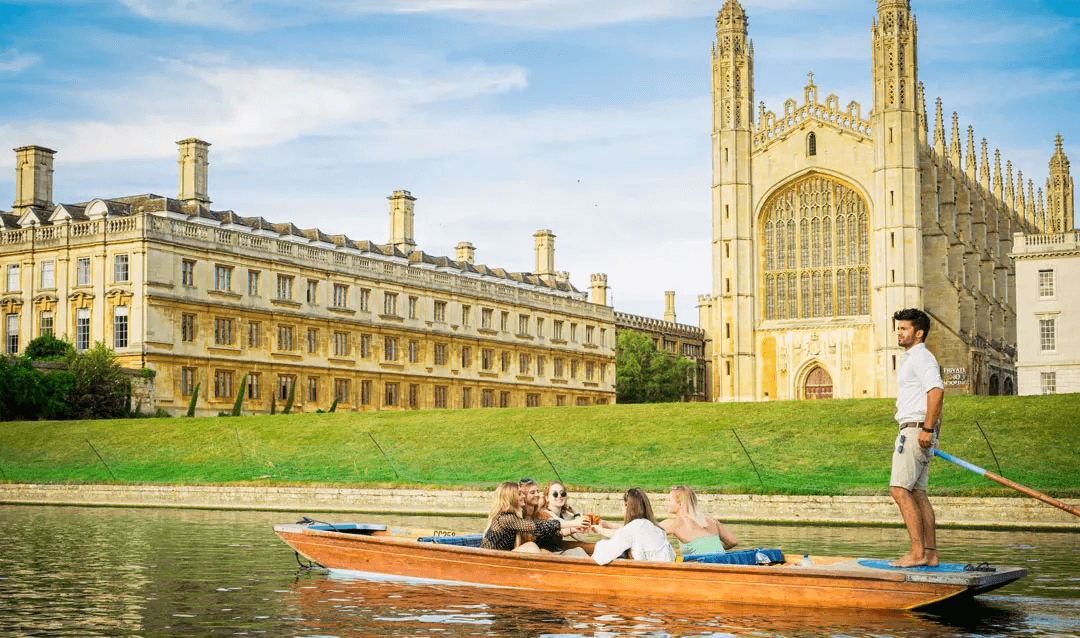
[273,522,1027,611]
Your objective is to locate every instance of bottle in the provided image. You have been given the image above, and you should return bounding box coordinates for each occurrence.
[800,554,813,567]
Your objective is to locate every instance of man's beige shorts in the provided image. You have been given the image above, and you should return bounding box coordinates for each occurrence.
[890,425,935,491]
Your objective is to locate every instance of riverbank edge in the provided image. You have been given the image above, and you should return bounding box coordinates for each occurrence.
[2,484,1078,530]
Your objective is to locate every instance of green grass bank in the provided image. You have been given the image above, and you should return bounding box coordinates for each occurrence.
[1,394,1078,497]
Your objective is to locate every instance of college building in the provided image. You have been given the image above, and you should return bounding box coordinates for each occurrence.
[0,141,616,414]
[699,0,1073,400]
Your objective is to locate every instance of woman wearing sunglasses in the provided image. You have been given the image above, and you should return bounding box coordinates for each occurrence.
[540,481,577,521]
[589,488,675,565]
[659,485,739,556]
[480,481,585,553]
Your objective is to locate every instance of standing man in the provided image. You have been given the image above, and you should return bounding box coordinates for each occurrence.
[890,308,944,567]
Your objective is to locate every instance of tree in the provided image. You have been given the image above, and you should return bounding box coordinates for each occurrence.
[615,331,695,404]
[65,342,131,419]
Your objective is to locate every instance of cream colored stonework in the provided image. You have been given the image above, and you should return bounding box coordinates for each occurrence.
[1012,231,1080,395]
[0,144,615,415]
[703,0,1069,401]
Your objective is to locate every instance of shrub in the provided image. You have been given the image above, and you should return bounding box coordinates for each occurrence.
[186,382,200,417]
[65,343,131,420]
[24,334,74,361]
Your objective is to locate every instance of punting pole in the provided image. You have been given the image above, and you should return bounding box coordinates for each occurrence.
[934,449,1080,518]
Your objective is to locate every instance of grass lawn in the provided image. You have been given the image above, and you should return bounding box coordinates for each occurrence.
[1,394,1078,497]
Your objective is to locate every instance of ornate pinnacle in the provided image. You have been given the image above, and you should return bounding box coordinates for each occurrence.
[933,97,945,154]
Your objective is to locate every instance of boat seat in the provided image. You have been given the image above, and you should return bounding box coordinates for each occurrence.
[417,534,484,547]
[683,547,784,565]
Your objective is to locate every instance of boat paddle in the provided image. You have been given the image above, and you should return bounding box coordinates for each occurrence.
[933,449,1080,518]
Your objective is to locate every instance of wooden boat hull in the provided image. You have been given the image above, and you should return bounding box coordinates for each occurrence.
[274,523,1026,611]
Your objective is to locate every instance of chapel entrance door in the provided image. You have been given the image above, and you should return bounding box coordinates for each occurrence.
[804,366,833,399]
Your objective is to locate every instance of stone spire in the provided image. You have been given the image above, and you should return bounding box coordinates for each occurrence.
[1045,133,1074,232]
[917,82,927,145]
[1016,170,1026,225]
[965,126,977,180]
[993,149,1003,201]
[950,113,962,168]
[1026,179,1036,231]
[933,97,946,156]
[979,138,990,191]
[1037,187,1046,232]
[1006,161,1015,210]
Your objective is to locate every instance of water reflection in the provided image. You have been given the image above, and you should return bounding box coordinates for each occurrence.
[0,505,1077,637]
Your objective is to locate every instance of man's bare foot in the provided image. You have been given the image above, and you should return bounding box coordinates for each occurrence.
[923,550,939,567]
[889,552,928,568]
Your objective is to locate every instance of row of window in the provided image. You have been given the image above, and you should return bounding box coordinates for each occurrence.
[183,368,608,408]
[5,255,131,293]
[4,307,129,354]
[189,261,605,345]
[182,314,608,380]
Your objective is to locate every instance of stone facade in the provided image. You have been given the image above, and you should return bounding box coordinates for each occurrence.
[0,143,616,415]
[701,0,1071,401]
[1012,231,1080,395]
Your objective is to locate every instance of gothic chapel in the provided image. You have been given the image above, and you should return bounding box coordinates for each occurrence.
[698,0,1074,401]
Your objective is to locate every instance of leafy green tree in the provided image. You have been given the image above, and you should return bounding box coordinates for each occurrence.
[24,333,74,361]
[65,342,131,419]
[0,356,47,420]
[615,331,695,404]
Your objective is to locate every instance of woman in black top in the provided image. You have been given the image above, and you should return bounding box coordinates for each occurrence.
[480,481,584,552]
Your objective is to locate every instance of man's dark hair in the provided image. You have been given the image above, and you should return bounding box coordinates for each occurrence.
[893,308,931,341]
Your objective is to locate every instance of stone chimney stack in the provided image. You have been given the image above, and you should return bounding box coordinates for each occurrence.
[589,273,608,306]
[388,190,417,253]
[176,138,211,205]
[455,241,475,264]
[664,291,677,323]
[13,145,56,212]
[534,229,555,277]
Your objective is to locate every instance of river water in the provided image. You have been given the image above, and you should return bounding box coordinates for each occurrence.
[1,505,1078,637]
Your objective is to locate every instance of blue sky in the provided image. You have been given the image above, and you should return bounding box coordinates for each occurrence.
[0,0,1077,321]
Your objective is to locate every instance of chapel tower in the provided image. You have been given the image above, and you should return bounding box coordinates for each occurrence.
[870,0,923,394]
[1046,134,1074,233]
[710,0,756,401]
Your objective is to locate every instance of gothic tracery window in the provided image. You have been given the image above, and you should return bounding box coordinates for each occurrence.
[761,174,870,320]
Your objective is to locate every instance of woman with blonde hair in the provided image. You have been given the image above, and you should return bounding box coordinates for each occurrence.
[660,485,739,556]
[589,488,675,565]
[480,481,585,552]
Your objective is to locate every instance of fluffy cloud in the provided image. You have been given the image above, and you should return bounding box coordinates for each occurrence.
[0,50,41,73]
[0,57,527,164]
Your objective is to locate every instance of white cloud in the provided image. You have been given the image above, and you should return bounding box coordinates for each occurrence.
[0,50,41,73]
[115,0,828,31]
[0,57,527,165]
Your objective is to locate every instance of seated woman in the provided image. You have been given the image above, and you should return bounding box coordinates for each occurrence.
[660,485,739,556]
[541,480,577,521]
[480,481,584,553]
[519,478,581,553]
[589,488,675,565]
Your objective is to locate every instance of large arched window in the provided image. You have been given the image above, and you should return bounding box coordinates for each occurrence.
[761,174,869,320]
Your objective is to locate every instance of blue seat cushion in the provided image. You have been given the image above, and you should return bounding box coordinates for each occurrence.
[683,547,784,565]
[417,534,484,547]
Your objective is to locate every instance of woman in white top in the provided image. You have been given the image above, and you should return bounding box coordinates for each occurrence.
[590,488,675,565]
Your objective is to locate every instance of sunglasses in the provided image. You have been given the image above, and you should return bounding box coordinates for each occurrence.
[550,490,567,498]
[897,434,906,454]
[519,477,537,485]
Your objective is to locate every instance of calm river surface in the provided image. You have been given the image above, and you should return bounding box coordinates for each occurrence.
[1,504,1078,637]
